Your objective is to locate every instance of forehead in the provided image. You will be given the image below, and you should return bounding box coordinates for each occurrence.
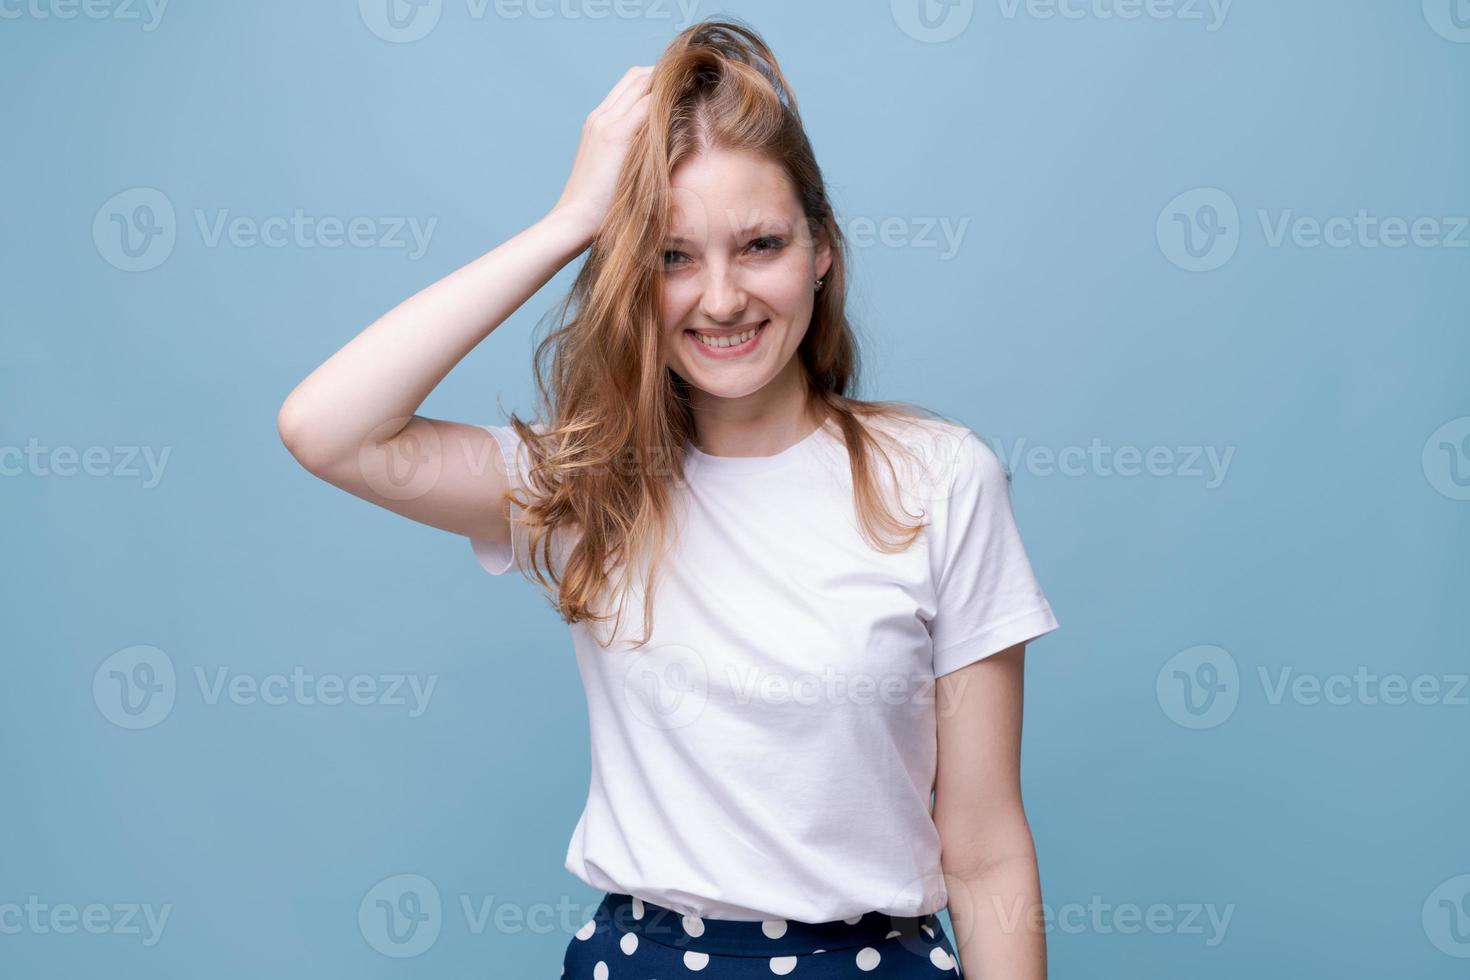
[666,147,801,238]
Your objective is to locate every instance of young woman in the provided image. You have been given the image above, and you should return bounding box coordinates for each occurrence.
[278,18,1059,979]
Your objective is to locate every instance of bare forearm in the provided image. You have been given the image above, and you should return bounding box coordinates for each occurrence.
[277,206,594,468]
[945,854,1047,980]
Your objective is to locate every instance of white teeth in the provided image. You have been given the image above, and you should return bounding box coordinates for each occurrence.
[693,324,759,348]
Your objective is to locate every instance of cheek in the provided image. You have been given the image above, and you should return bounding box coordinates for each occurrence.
[660,284,691,334]
[763,253,817,309]
[764,267,813,319]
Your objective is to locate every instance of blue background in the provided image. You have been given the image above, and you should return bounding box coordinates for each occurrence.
[4,0,1468,977]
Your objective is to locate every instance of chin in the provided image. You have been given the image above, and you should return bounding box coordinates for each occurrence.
[673,365,772,399]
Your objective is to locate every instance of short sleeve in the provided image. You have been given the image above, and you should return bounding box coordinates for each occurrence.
[467,423,533,577]
[926,428,1060,677]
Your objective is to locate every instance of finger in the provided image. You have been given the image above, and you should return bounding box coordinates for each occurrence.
[597,64,652,114]
[604,66,654,118]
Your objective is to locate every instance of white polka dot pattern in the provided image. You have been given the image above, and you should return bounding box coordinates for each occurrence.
[562,893,965,977]
[930,945,957,970]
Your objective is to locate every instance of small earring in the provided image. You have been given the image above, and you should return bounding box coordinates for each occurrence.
[814,278,824,291]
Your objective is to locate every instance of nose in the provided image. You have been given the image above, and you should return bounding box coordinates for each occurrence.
[697,258,748,323]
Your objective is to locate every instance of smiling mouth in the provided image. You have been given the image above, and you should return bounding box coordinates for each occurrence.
[686,320,769,352]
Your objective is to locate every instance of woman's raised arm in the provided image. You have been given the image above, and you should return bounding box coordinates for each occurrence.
[275,65,653,545]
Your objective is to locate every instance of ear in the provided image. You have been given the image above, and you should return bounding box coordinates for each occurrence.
[814,232,833,283]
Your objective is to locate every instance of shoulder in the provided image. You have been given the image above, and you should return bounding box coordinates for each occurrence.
[857,410,1008,498]
[482,418,559,492]
[490,418,556,457]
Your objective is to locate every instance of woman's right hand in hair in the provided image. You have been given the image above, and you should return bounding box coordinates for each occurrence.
[277,84,625,552]
[551,65,655,242]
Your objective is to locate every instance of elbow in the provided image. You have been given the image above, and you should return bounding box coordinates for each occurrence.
[276,394,328,474]
[936,809,1037,882]
[941,850,1029,884]
[939,836,1038,884]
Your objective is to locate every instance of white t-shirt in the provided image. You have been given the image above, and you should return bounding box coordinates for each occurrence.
[468,413,1059,923]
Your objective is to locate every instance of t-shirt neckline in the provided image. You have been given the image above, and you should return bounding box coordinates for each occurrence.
[684,420,833,475]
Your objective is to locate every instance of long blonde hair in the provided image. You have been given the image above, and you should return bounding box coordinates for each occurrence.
[503,17,951,648]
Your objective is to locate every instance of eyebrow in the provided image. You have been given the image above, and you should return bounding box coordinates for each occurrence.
[664,220,792,246]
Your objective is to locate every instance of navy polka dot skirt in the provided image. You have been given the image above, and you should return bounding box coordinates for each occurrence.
[561,891,964,977]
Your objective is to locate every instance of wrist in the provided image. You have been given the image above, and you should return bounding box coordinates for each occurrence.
[542,204,600,251]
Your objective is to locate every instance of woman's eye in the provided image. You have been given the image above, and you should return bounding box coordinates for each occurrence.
[663,239,783,267]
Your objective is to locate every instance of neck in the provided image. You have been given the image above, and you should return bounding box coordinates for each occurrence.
[687,359,824,457]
